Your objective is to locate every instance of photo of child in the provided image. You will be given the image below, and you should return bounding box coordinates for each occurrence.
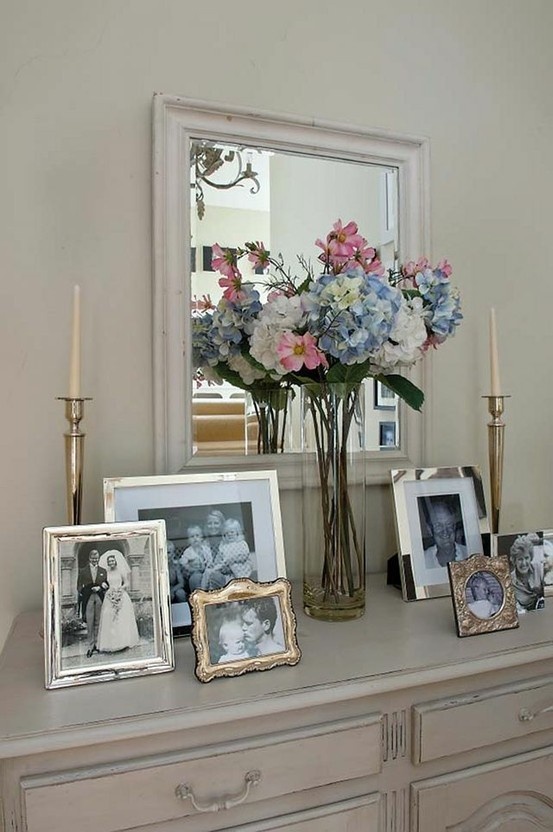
[180,525,213,591]
[216,617,250,663]
[217,518,254,579]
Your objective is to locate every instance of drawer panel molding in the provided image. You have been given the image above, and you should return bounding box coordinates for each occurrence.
[413,675,553,764]
[21,713,382,832]
[382,710,407,762]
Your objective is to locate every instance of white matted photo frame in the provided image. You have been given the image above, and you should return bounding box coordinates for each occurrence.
[391,466,490,601]
[374,378,398,409]
[104,471,286,637]
[494,531,548,612]
[448,554,518,637]
[43,521,174,689]
[189,578,301,683]
[379,421,397,448]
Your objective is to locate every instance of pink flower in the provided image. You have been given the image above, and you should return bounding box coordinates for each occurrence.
[327,220,365,258]
[436,259,452,277]
[317,220,374,273]
[402,257,430,278]
[212,244,241,279]
[191,294,215,312]
[218,273,246,302]
[348,245,385,276]
[247,242,270,270]
[276,332,328,372]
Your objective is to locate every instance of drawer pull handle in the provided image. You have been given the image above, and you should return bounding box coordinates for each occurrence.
[175,769,261,812]
[519,704,553,722]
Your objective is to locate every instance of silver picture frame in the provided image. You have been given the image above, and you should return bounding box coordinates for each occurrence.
[43,520,174,689]
[391,466,490,601]
[103,470,287,636]
[494,530,548,612]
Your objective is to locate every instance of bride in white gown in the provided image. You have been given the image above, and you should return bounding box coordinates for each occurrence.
[97,552,140,652]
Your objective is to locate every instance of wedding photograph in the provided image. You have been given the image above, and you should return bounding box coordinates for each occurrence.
[44,521,174,688]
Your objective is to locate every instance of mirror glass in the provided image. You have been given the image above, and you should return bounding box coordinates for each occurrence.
[152,96,428,476]
[190,140,400,456]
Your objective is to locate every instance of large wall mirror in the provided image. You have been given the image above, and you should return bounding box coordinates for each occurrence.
[153,95,430,482]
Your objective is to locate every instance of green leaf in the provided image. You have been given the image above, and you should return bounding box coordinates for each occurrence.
[211,363,252,391]
[326,360,373,385]
[376,373,424,411]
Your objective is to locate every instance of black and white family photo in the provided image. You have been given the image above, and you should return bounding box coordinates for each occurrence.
[205,595,285,664]
[139,502,258,631]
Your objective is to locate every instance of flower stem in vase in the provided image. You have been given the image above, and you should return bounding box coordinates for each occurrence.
[245,385,293,454]
[302,383,366,621]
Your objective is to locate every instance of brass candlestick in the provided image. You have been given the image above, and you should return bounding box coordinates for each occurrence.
[57,397,92,525]
[483,395,509,534]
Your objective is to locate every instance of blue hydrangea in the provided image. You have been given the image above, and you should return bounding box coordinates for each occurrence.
[208,285,263,363]
[416,267,463,338]
[192,312,219,368]
[303,268,403,364]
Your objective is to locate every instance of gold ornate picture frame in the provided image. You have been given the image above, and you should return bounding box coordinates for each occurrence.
[448,554,519,637]
[190,578,301,683]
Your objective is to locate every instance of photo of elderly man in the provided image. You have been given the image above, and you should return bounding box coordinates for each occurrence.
[418,495,468,569]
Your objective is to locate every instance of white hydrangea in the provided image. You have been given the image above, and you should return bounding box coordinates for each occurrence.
[227,353,267,386]
[370,296,427,373]
[200,365,223,385]
[249,294,306,375]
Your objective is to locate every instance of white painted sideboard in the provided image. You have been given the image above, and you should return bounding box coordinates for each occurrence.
[1,577,553,832]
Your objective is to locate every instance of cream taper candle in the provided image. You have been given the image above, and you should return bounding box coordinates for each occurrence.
[489,307,502,397]
[68,285,81,398]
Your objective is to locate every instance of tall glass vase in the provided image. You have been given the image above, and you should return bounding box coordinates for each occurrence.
[301,382,366,621]
[245,385,294,454]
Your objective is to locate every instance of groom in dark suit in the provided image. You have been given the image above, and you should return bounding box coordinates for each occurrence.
[78,549,109,658]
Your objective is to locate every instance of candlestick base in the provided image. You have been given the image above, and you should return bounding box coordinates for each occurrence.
[57,397,92,526]
[482,395,510,535]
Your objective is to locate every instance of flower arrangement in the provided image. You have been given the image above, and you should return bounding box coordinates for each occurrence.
[192,219,462,412]
[193,220,462,618]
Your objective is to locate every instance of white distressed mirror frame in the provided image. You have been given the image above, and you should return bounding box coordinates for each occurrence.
[152,94,431,485]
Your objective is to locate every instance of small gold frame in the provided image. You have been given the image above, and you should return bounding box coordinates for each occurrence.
[448,554,519,637]
[190,578,301,683]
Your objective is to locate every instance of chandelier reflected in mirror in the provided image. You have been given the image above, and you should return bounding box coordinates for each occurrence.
[191,141,261,219]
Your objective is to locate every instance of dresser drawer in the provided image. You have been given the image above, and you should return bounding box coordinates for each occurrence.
[413,675,553,764]
[21,714,381,832]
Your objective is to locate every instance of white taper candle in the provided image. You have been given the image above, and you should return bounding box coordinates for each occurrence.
[68,285,81,398]
[489,307,502,397]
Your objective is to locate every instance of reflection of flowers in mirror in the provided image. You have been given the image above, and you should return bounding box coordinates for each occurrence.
[192,219,462,412]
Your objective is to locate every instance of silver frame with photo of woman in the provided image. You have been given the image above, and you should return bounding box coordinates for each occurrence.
[448,554,519,637]
[494,530,548,612]
[189,578,301,683]
[391,466,490,601]
[44,521,174,689]
[103,471,286,637]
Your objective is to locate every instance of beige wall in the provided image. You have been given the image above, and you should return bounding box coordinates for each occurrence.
[2,0,553,650]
